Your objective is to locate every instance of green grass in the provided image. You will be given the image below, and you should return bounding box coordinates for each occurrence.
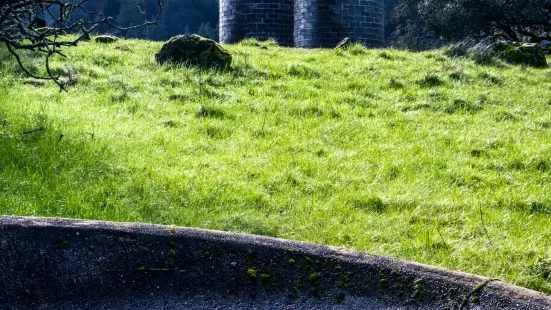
[1,38,551,293]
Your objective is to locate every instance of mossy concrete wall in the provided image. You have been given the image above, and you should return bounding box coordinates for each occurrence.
[1,216,550,309]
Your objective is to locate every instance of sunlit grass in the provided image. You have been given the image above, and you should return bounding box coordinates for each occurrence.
[1,38,550,293]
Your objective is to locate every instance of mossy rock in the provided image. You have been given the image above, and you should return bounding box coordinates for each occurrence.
[155,34,232,69]
[95,35,118,44]
[492,41,547,68]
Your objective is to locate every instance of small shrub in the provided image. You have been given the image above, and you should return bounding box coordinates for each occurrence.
[239,38,279,49]
[532,259,551,281]
[468,48,499,65]
[389,78,404,89]
[418,74,443,87]
[379,51,392,59]
[443,44,469,58]
[444,99,481,114]
[349,196,387,213]
[287,64,320,79]
[478,72,503,85]
[533,159,550,172]
[448,71,468,82]
[196,105,226,119]
[346,43,369,55]
[291,105,324,118]
[203,124,231,139]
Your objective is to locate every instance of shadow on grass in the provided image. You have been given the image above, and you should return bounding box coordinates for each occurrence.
[0,108,173,221]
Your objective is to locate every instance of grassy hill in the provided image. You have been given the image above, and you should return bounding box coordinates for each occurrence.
[0,38,550,293]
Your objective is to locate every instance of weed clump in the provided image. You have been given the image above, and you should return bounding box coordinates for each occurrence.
[196,105,226,119]
[418,74,443,87]
[239,38,279,49]
[444,99,482,114]
[349,196,387,213]
[448,71,467,82]
[287,64,320,79]
[389,78,404,89]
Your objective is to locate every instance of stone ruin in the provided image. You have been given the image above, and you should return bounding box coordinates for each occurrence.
[219,0,385,48]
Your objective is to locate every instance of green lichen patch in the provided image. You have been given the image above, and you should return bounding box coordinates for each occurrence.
[412,277,425,299]
[309,272,322,285]
[247,268,257,280]
[260,273,271,285]
[288,258,296,266]
[380,277,389,289]
[461,279,494,307]
[336,292,346,303]
[336,271,352,288]
[57,237,69,249]
[201,250,210,259]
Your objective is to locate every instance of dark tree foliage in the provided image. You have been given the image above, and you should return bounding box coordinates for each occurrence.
[71,0,219,41]
[392,0,551,48]
[0,0,162,89]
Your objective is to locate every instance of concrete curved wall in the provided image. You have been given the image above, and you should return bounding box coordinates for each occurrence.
[294,0,385,48]
[1,216,551,309]
[219,0,295,46]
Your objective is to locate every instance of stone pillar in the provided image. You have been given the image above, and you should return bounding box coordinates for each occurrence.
[219,0,294,46]
[294,0,385,48]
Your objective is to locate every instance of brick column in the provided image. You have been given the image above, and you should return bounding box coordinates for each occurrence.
[220,0,294,46]
[294,0,385,48]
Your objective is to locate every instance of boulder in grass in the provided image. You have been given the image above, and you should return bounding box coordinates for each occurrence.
[492,41,547,68]
[155,34,232,69]
[95,35,118,44]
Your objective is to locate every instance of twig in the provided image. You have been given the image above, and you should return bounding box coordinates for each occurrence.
[261,106,269,133]
[23,126,45,134]
[435,224,451,255]
[479,204,494,247]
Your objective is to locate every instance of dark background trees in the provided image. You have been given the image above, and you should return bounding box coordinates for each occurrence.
[389,0,551,49]
[4,0,551,54]
[67,0,219,40]
[1,0,162,87]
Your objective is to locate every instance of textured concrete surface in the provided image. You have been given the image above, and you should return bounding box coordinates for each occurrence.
[0,216,550,309]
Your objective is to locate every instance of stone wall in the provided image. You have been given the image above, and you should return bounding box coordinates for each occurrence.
[219,0,294,46]
[294,0,385,48]
[220,0,385,48]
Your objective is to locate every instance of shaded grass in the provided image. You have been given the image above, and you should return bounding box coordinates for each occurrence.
[1,39,551,294]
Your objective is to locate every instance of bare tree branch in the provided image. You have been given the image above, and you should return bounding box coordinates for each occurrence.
[1,0,163,90]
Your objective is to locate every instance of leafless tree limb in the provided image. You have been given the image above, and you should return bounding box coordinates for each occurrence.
[0,0,163,91]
